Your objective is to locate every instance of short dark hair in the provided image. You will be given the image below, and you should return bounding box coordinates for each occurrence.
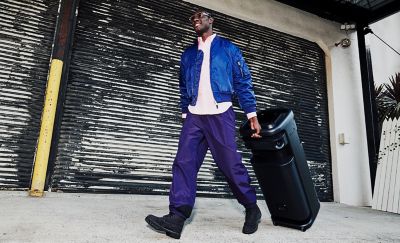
[194,9,212,18]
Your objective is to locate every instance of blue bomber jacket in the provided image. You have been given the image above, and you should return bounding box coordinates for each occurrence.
[179,35,257,115]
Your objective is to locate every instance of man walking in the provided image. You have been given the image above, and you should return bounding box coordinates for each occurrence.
[145,9,262,239]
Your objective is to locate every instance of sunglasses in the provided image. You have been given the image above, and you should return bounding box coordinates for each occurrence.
[189,12,212,23]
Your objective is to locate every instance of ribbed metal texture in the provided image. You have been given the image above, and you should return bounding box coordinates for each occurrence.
[0,0,58,189]
[335,0,395,10]
[51,0,332,201]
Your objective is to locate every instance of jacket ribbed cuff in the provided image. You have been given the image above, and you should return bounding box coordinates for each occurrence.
[181,107,189,113]
[243,106,256,114]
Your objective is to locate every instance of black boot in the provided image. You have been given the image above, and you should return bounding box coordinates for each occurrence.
[242,204,262,234]
[145,213,185,239]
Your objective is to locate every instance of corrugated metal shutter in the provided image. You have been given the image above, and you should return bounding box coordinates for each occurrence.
[50,0,333,201]
[0,0,59,189]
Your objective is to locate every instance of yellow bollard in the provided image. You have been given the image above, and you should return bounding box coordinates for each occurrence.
[29,59,64,197]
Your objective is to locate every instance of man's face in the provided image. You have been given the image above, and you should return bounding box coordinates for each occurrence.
[190,11,213,35]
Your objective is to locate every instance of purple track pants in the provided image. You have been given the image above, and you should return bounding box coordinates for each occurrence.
[169,107,257,219]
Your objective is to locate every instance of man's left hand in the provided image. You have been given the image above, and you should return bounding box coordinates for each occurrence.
[249,116,262,138]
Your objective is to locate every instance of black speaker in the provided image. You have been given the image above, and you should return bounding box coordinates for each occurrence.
[240,109,320,232]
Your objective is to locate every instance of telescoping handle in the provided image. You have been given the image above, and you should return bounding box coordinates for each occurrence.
[240,109,293,138]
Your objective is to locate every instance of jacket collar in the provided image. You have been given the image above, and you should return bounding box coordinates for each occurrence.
[193,34,219,45]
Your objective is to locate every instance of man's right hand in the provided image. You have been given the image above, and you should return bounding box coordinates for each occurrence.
[249,116,262,138]
[181,113,187,125]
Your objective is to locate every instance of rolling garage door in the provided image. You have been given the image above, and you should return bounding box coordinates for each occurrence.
[0,0,58,189]
[49,0,333,201]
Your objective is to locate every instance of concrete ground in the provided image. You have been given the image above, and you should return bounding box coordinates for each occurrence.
[1,192,400,243]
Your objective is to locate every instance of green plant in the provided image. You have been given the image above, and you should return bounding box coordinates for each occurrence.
[375,83,387,124]
[375,72,400,122]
